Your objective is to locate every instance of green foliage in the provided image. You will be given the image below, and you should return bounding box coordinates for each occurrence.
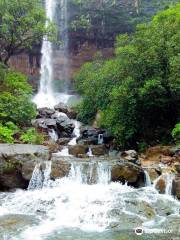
[20,128,44,145]
[0,0,56,64]
[172,123,180,145]
[69,0,177,49]
[0,122,19,143]
[0,67,36,126]
[75,4,180,148]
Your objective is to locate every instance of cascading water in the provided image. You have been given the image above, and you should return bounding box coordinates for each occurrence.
[28,163,44,190]
[1,160,180,240]
[48,128,58,142]
[98,134,104,145]
[144,170,152,187]
[33,0,71,109]
[33,0,56,109]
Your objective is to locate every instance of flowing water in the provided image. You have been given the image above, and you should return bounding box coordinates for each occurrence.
[33,0,72,109]
[0,161,180,240]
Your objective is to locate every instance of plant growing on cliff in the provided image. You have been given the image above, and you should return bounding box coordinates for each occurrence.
[0,0,56,65]
[172,124,180,145]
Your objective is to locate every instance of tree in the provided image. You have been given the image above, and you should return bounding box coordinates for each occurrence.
[75,4,180,148]
[0,0,55,65]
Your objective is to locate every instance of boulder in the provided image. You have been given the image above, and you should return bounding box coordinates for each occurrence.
[69,145,88,157]
[174,163,180,173]
[37,108,55,118]
[170,146,180,157]
[145,168,160,182]
[121,150,138,160]
[32,118,57,130]
[0,144,50,190]
[172,175,180,199]
[54,102,68,113]
[66,108,77,119]
[155,176,166,194]
[56,116,75,137]
[57,138,71,145]
[91,145,107,156]
[111,162,144,187]
[51,159,71,179]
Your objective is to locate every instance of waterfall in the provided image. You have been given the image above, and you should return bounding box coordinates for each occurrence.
[33,0,70,109]
[165,173,174,195]
[58,0,70,92]
[68,162,111,185]
[28,161,52,190]
[68,121,81,146]
[33,0,56,109]
[144,170,152,187]
[48,128,58,142]
[97,162,111,184]
[87,147,93,157]
[98,134,104,145]
[28,163,44,190]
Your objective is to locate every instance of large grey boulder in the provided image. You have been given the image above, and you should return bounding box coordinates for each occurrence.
[37,108,55,118]
[56,116,75,137]
[0,144,50,190]
[32,118,57,130]
[54,102,68,113]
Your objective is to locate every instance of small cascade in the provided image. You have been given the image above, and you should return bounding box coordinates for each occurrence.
[144,170,152,186]
[68,121,81,146]
[97,162,111,184]
[98,134,104,145]
[153,172,174,196]
[28,163,44,190]
[48,128,58,142]
[43,161,52,187]
[165,173,174,195]
[68,162,111,185]
[56,147,70,156]
[28,161,52,190]
[87,147,93,157]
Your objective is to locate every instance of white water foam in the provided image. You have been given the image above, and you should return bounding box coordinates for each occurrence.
[144,170,152,187]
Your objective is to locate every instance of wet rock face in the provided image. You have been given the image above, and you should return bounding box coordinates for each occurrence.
[155,176,166,194]
[56,116,75,137]
[172,175,180,199]
[37,108,56,118]
[69,145,88,157]
[78,125,112,145]
[51,159,71,179]
[57,138,71,146]
[0,144,49,190]
[91,145,108,156]
[54,102,77,119]
[111,162,144,187]
[32,118,57,130]
[54,102,68,114]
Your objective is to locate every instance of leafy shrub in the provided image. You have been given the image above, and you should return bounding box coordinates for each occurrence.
[172,124,180,145]
[0,68,36,126]
[20,128,44,144]
[0,122,19,143]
